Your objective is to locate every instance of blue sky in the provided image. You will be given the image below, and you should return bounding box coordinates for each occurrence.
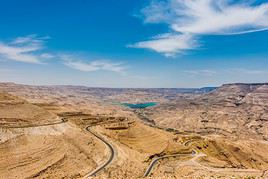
[0,0,267,88]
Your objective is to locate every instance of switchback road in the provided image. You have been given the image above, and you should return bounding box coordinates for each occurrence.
[84,126,115,178]
[143,150,197,177]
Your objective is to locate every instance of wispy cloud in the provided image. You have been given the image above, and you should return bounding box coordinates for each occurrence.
[225,68,268,75]
[62,55,127,74]
[129,33,198,57]
[182,68,268,77]
[0,34,53,64]
[131,0,268,56]
[182,69,217,76]
[0,35,130,75]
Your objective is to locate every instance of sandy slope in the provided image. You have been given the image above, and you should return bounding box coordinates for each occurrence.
[0,83,268,178]
[0,92,106,179]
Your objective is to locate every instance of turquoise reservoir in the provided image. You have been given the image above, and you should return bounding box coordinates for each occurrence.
[121,102,158,109]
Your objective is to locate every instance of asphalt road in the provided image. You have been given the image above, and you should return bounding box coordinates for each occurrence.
[143,143,197,177]
[1,117,68,128]
[84,126,115,178]
[2,115,115,178]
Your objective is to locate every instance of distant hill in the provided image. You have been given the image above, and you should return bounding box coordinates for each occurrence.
[145,83,268,140]
[0,92,59,127]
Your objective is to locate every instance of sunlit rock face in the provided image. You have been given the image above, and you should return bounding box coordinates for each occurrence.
[144,83,268,140]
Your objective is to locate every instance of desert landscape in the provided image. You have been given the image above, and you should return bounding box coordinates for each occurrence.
[0,82,267,178]
[1,0,268,178]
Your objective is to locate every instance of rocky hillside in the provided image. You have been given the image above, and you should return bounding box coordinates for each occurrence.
[0,92,59,127]
[0,82,267,178]
[145,83,268,140]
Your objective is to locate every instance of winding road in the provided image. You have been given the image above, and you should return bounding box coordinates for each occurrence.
[84,124,196,178]
[84,126,115,178]
[1,117,68,129]
[2,115,116,178]
[143,139,263,177]
[143,150,197,177]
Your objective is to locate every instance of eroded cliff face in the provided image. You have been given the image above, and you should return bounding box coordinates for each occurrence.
[145,83,268,140]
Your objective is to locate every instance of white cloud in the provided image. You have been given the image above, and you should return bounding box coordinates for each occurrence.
[0,35,129,75]
[40,53,54,59]
[0,34,52,64]
[129,33,198,57]
[132,0,268,56]
[171,1,268,35]
[62,55,127,74]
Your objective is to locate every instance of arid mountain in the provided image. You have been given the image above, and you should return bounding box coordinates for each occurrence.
[0,92,60,127]
[143,83,268,140]
[0,82,268,178]
[0,82,215,103]
[0,92,107,178]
